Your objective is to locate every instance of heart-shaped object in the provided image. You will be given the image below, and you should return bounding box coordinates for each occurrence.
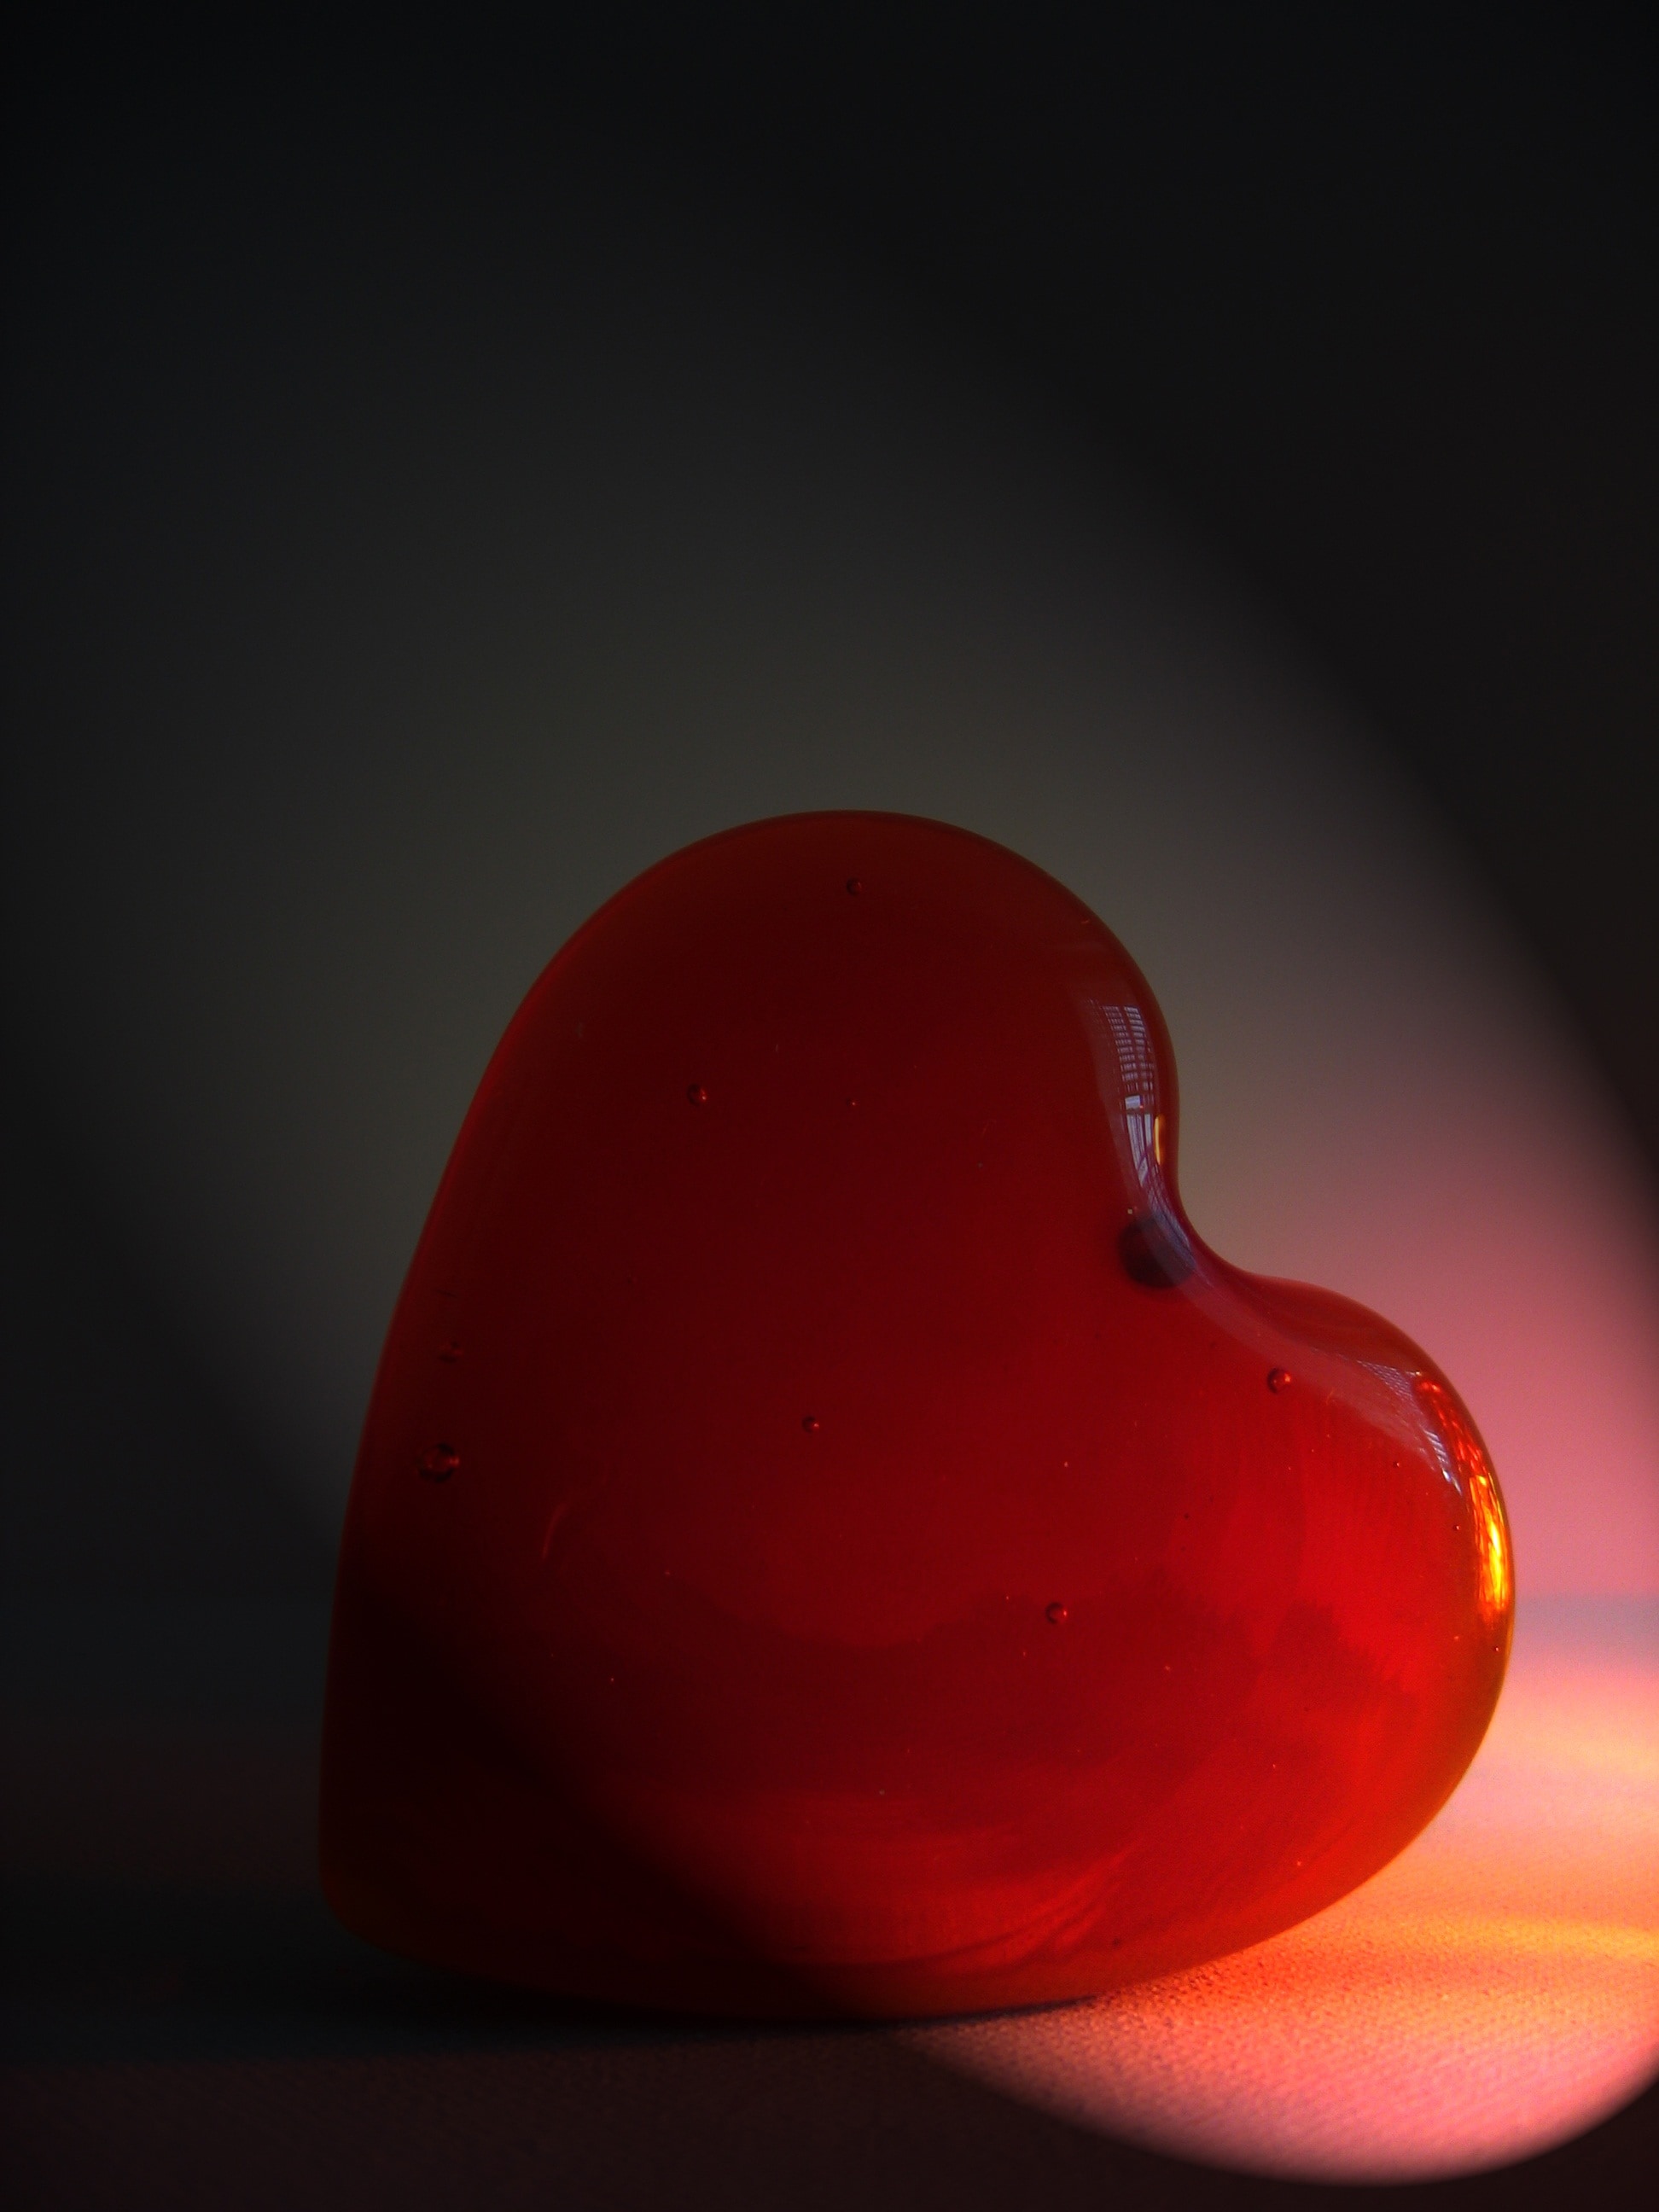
[321,812,1511,2017]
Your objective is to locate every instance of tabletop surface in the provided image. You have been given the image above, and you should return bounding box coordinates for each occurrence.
[3,1591,1655,2209]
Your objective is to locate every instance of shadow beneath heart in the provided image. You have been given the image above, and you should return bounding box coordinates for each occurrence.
[3,1596,1653,2211]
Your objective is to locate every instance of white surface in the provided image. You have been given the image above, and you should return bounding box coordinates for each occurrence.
[911,1599,1659,2180]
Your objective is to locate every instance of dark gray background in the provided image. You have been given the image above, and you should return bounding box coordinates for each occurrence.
[5,9,1656,2203]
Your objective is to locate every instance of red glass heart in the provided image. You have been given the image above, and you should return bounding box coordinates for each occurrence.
[320,812,1512,2017]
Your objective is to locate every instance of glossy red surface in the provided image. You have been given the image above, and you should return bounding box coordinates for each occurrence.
[320,812,1513,2018]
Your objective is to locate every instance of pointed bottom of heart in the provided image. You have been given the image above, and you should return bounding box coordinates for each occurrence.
[319,1568,1506,2021]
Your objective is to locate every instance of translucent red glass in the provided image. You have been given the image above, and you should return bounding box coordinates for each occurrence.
[321,812,1512,2017]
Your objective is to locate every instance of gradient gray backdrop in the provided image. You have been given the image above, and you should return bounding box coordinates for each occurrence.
[7,129,1656,1604]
